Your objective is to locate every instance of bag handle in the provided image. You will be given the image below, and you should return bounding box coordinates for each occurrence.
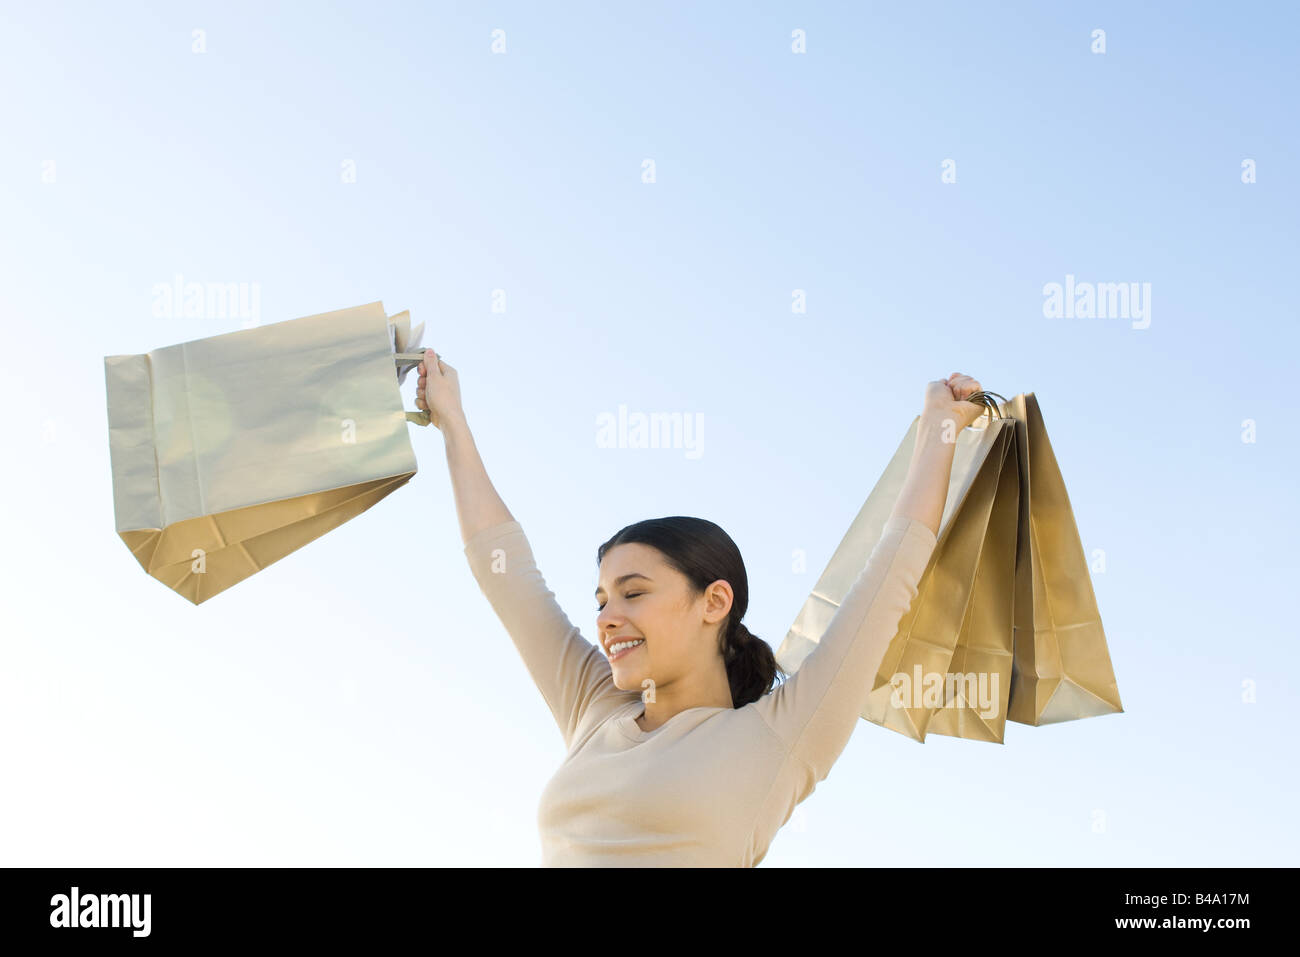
[963,389,1010,425]
[394,352,436,426]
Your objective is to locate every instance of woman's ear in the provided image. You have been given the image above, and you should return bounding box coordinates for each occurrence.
[702,580,734,625]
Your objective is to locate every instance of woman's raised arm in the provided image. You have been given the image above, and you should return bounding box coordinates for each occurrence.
[753,374,985,783]
[418,349,623,748]
[416,349,514,544]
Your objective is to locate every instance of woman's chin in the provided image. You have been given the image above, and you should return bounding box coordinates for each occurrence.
[611,667,646,692]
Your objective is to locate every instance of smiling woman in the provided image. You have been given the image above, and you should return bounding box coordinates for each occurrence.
[593,516,784,731]
[424,350,982,866]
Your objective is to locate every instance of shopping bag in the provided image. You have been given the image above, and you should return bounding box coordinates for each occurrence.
[1003,392,1123,728]
[775,404,1016,742]
[774,392,1122,743]
[921,419,1020,742]
[104,300,432,605]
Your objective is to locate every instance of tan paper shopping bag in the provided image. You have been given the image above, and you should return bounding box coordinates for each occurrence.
[1002,392,1123,726]
[104,301,432,605]
[922,426,1020,742]
[928,393,1123,735]
[775,392,1122,743]
[775,400,1015,742]
[867,418,1017,741]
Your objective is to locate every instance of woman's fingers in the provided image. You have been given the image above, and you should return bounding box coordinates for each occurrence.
[941,371,977,403]
[945,373,981,402]
[416,347,441,414]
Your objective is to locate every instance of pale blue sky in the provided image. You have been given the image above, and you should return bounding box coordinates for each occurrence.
[1,1,1296,866]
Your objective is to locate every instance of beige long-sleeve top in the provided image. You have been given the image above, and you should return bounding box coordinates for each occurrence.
[463,514,938,867]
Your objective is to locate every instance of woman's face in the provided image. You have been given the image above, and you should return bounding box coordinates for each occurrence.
[595,542,732,692]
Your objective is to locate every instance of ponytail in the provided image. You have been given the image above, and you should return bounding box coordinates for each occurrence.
[721,619,784,708]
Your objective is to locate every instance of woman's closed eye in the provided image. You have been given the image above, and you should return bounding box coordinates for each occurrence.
[597,592,643,611]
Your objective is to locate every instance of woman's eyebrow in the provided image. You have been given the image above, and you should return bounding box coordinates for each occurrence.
[594,573,653,598]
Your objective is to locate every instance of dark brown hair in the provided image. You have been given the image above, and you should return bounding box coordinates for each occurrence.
[597,517,786,708]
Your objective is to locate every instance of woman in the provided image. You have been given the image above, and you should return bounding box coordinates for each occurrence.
[416,348,985,867]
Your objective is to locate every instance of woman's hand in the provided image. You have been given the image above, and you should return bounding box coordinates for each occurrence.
[923,373,987,433]
[416,348,465,431]
[889,373,986,534]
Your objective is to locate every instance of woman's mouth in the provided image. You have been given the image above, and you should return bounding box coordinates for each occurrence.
[608,638,645,662]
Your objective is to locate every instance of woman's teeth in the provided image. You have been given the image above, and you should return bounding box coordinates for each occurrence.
[609,639,645,657]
